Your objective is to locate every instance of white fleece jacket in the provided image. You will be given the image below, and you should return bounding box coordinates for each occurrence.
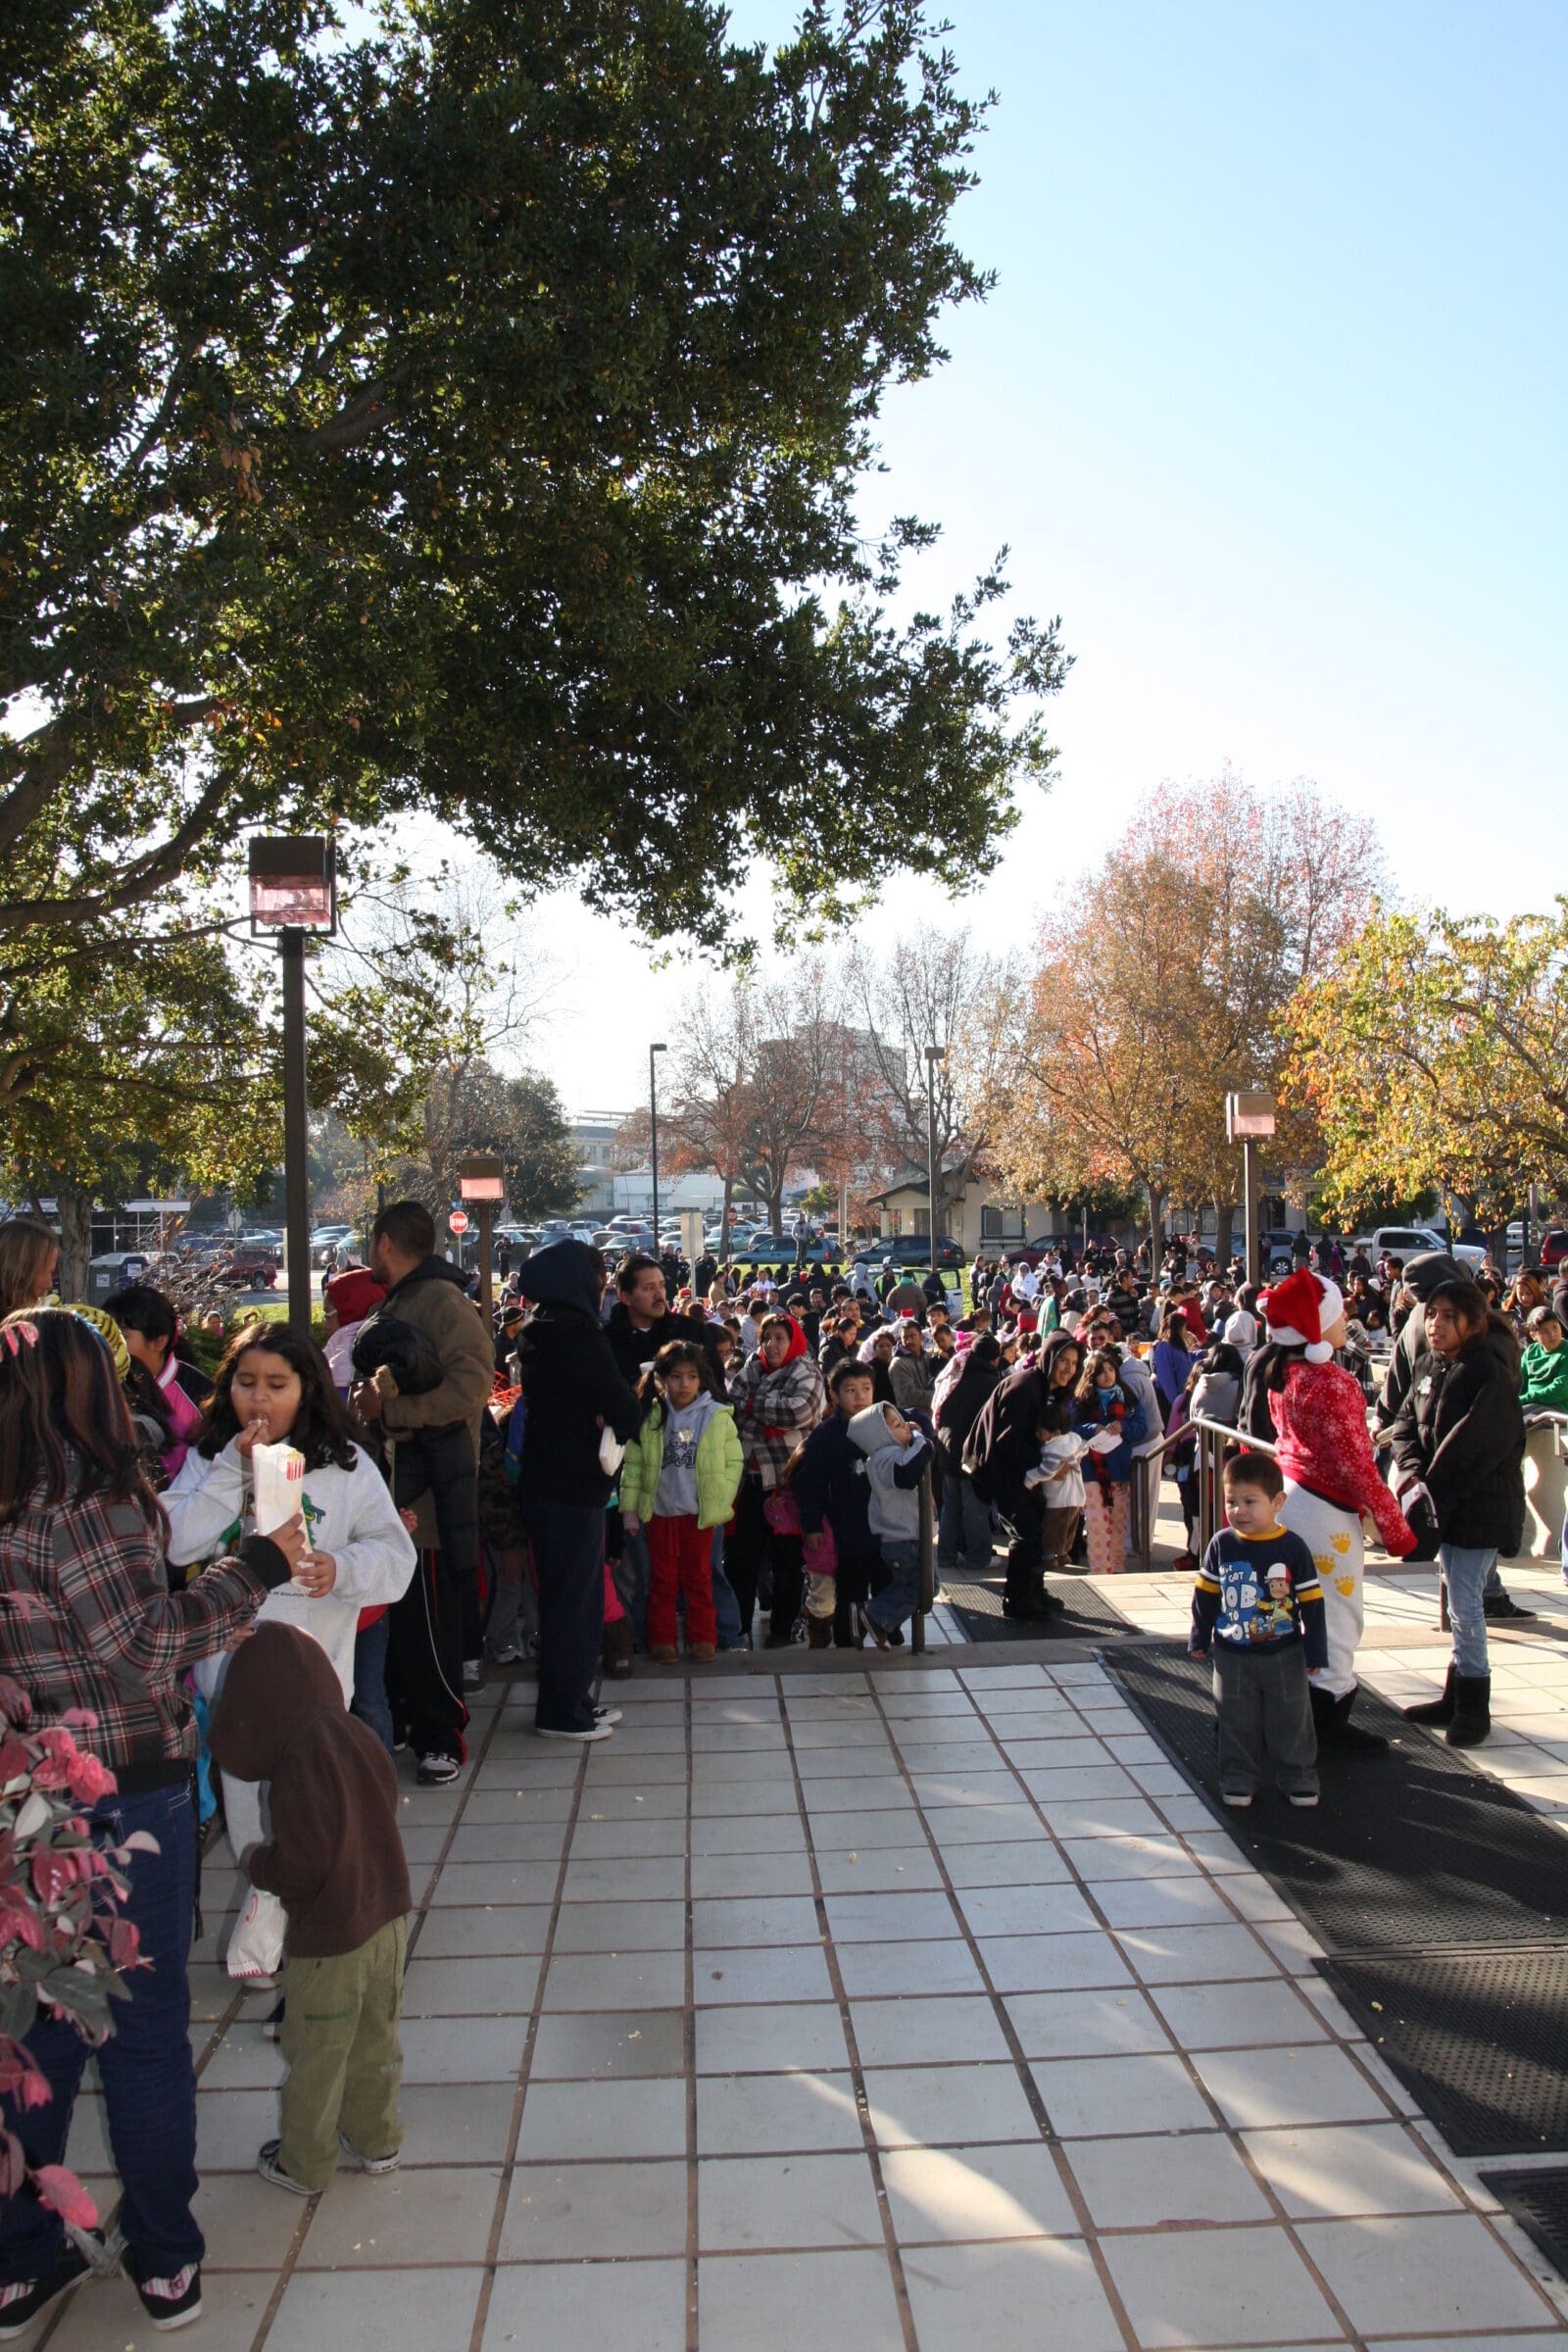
[164,1440,416,1701]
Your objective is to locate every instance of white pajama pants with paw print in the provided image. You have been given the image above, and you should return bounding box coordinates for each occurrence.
[1280,1482,1364,1699]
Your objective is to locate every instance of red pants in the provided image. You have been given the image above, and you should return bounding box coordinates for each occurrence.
[647,1514,716,1651]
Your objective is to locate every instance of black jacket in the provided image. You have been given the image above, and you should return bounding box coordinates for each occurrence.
[604,1300,723,1393]
[1388,1318,1525,1553]
[966,1330,1083,1498]
[517,1245,640,1507]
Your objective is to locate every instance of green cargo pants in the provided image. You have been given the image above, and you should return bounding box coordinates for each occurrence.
[278,1916,407,2191]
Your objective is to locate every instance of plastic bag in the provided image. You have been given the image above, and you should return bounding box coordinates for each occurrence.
[225,1884,286,1983]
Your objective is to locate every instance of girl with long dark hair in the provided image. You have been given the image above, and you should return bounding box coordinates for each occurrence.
[0,1308,300,2334]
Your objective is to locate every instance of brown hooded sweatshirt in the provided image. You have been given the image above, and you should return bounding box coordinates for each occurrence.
[208,1622,412,1959]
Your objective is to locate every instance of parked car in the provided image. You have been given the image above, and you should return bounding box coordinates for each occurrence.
[737,1231,835,1266]
[1539,1230,1568,1270]
[1359,1225,1446,1268]
[875,1236,964,1271]
[215,1246,278,1289]
[310,1224,355,1268]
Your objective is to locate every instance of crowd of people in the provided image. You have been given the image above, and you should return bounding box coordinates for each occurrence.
[0,1200,1560,2335]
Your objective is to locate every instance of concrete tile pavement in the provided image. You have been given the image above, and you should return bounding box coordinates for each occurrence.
[40,1623,1568,2352]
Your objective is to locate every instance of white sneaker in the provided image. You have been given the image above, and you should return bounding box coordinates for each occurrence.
[535,1720,613,1742]
[592,1703,623,1728]
[1221,1790,1254,1809]
[461,1658,484,1692]
[339,2132,400,2175]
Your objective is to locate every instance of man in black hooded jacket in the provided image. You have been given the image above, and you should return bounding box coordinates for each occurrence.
[516,1242,640,1740]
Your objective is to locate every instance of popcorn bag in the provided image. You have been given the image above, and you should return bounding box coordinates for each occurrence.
[251,1441,306,1537]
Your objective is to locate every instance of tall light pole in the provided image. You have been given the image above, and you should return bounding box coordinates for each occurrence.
[249,837,336,1334]
[924,1043,947,1273]
[460,1153,506,1320]
[649,1042,667,1239]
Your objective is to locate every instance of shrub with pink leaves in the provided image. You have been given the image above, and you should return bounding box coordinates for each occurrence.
[0,1674,151,2228]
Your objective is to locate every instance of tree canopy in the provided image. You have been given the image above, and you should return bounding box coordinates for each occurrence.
[1285,902,1568,1225]
[3,0,1067,971]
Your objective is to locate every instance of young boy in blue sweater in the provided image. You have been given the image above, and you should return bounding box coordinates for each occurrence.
[1190,1452,1326,1810]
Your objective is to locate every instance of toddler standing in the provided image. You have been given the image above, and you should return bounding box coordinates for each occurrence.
[1189,1453,1325,1810]
[210,1624,412,2195]
[620,1341,743,1662]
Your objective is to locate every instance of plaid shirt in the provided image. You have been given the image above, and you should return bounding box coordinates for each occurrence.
[732,1352,826,1490]
[0,1489,273,1770]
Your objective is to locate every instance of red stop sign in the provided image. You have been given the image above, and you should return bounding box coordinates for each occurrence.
[449,1209,469,1235]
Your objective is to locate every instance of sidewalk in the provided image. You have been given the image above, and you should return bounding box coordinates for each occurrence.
[50,1636,1568,2352]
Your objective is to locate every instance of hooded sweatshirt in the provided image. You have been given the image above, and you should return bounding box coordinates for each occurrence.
[847,1403,931,1543]
[516,1242,640,1507]
[209,1623,412,1959]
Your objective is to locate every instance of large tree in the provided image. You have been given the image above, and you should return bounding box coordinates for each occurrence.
[2,0,1068,985]
[853,928,1009,1228]
[974,777,1386,1256]
[1285,903,1568,1227]
[385,1061,580,1225]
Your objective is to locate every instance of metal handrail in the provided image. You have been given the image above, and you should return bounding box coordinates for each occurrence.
[1190,1414,1278,1557]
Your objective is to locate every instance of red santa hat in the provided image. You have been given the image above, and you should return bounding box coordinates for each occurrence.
[1259,1267,1344,1364]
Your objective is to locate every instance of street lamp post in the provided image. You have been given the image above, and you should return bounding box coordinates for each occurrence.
[460,1153,506,1320]
[249,837,336,1335]
[1226,1093,1277,1287]
[649,1043,667,1240]
[924,1044,947,1276]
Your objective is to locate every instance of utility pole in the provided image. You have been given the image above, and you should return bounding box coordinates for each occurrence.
[649,1042,667,1237]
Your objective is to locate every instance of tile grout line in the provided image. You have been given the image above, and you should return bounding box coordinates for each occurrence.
[683,1669,699,2352]
[463,1683,602,2352]
[774,1671,924,2352]
[948,1660,1382,2351]
[858,1666,1146,2352]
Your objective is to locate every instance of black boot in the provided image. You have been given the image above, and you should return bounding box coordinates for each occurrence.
[1309,1682,1389,1754]
[1003,1583,1054,1623]
[600,1617,635,1681]
[1446,1673,1492,1747]
[1484,1590,1535,1622]
[1403,1665,1457,1725]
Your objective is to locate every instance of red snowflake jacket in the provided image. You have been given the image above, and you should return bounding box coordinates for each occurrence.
[1268,1360,1416,1556]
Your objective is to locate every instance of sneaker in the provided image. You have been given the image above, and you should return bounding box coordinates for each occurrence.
[125,2256,204,2333]
[886,1626,906,1647]
[416,1750,462,1786]
[1484,1591,1536,1621]
[391,1733,408,1753]
[1221,1790,1254,1809]
[857,1605,894,1651]
[591,1703,623,1728]
[338,2132,400,2175]
[461,1657,485,1692]
[535,1720,613,1742]
[257,2139,316,2197]
[486,1642,523,1667]
[262,1995,286,2042]
[0,2237,95,2341]
[1286,1789,1320,1808]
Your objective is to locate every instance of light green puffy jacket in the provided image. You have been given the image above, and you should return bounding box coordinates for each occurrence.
[621,1399,744,1530]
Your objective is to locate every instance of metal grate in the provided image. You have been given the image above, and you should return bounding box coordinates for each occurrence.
[1105,1644,1568,1951]
[941,1570,1139,1644]
[1480,2166,1568,2278]
[1324,1949,1568,2157]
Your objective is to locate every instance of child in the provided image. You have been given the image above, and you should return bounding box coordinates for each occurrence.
[1520,1306,1568,1417]
[620,1341,743,1663]
[794,1358,884,1649]
[1023,1396,1121,1567]
[848,1400,932,1648]
[1189,1452,1326,1810]
[164,1325,416,1921]
[1073,1348,1150,1575]
[209,1625,412,2195]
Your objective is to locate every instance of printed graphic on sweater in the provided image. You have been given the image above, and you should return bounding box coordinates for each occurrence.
[1192,1527,1327,1667]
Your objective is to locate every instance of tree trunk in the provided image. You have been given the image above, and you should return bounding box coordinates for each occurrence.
[767,1183,784,1230]
[56,1183,94,1302]
[1213,1201,1235,1269]
[720,1174,734,1269]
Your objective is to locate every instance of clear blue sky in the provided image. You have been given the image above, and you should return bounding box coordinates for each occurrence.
[523,0,1566,1111]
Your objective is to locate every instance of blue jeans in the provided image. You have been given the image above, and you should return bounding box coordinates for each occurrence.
[938,1469,993,1571]
[710,1531,745,1651]
[353,1613,395,1754]
[866,1539,921,1636]
[0,1780,203,2285]
[1443,1543,1496,1677]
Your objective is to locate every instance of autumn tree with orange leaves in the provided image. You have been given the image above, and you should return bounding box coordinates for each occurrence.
[972,776,1386,1260]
